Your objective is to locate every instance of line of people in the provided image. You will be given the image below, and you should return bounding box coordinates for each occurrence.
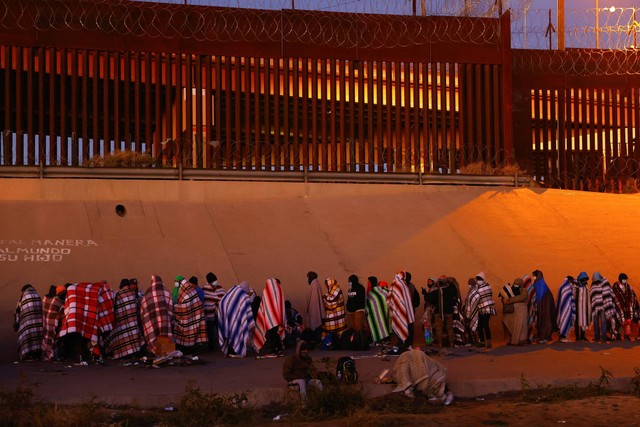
[14,268,640,363]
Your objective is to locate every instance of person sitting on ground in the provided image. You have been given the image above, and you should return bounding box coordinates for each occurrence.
[389,347,454,405]
[284,300,304,348]
[282,340,323,400]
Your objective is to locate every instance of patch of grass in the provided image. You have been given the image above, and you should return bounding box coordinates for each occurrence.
[170,380,260,426]
[460,161,525,176]
[519,367,614,404]
[84,150,156,167]
[289,378,367,421]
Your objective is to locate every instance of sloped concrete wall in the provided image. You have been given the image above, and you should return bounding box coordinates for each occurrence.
[2,179,639,362]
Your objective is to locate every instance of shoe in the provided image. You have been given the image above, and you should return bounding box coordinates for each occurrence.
[485,340,492,349]
[537,339,547,344]
[560,338,570,343]
[443,391,454,406]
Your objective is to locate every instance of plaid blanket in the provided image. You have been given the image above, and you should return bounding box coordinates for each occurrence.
[15,287,44,360]
[107,287,144,359]
[556,278,576,337]
[464,285,480,334]
[365,286,390,342]
[60,282,114,354]
[173,282,208,347]
[612,281,639,325]
[575,283,591,331]
[140,275,174,355]
[218,284,255,357]
[253,278,286,351]
[322,278,347,338]
[524,276,537,342]
[476,282,496,315]
[41,295,63,360]
[388,273,415,342]
[202,283,225,321]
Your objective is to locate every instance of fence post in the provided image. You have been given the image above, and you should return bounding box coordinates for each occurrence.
[500,11,514,165]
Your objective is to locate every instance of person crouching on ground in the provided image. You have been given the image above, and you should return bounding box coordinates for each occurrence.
[282,340,323,400]
[390,347,454,405]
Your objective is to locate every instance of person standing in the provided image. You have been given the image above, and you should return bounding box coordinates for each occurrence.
[107,279,145,360]
[346,274,366,332]
[611,273,638,341]
[305,271,325,337]
[41,285,65,361]
[532,270,556,343]
[321,278,347,339]
[254,278,286,357]
[140,275,174,356]
[590,271,616,342]
[466,272,496,349]
[172,276,208,354]
[202,272,225,351]
[500,278,529,346]
[14,284,44,361]
[217,281,255,357]
[574,272,591,342]
[424,276,458,348]
[388,272,415,350]
[366,276,391,345]
[556,276,576,343]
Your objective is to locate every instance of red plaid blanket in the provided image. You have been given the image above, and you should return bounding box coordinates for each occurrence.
[42,295,64,360]
[140,275,173,354]
[60,282,115,352]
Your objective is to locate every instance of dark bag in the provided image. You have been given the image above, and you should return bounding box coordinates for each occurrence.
[502,302,515,314]
[336,356,358,384]
[340,329,370,351]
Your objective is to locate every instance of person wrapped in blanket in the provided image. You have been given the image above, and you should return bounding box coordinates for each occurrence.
[14,284,44,361]
[366,276,391,346]
[556,276,576,343]
[464,273,496,349]
[254,278,286,357]
[140,275,174,356]
[106,279,145,360]
[59,281,115,364]
[41,285,66,361]
[612,273,639,341]
[218,281,256,357]
[531,270,557,343]
[389,347,454,405]
[500,278,530,346]
[388,272,416,351]
[590,272,616,342]
[573,272,591,342]
[321,278,347,340]
[173,276,208,355]
[202,272,225,351]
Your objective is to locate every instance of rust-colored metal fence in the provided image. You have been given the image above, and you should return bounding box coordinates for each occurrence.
[0,0,512,176]
[513,49,640,191]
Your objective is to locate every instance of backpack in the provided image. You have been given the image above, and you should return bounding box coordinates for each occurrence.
[336,356,358,384]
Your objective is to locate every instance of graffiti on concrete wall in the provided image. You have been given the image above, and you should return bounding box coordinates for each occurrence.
[0,240,98,262]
